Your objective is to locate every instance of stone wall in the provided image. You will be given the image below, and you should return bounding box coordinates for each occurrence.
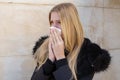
[0,0,120,80]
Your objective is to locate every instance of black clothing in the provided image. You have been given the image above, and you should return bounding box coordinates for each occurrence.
[31,36,111,80]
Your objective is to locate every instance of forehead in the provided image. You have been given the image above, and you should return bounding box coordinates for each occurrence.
[50,12,60,20]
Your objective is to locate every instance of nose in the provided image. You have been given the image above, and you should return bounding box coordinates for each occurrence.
[52,22,57,27]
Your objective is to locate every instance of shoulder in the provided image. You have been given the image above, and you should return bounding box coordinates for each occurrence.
[78,38,111,73]
[32,35,49,55]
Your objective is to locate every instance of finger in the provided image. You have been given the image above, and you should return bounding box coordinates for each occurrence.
[49,35,54,53]
[51,30,55,45]
[49,31,52,44]
[55,30,63,41]
[51,29,57,44]
[54,29,62,41]
[53,29,60,42]
[49,36,52,46]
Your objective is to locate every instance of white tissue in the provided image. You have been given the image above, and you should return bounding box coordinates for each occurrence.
[50,26,61,35]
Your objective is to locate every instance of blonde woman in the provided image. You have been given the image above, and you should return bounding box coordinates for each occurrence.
[31,3,111,80]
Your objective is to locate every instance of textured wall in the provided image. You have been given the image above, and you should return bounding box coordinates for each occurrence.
[0,0,120,80]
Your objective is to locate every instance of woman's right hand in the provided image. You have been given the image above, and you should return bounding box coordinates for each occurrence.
[49,33,56,62]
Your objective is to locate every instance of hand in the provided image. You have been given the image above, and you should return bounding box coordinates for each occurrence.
[48,35,55,62]
[50,29,65,60]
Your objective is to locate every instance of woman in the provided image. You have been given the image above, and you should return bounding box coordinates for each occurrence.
[31,3,111,80]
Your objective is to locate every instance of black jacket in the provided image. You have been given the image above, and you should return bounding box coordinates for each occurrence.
[31,36,111,80]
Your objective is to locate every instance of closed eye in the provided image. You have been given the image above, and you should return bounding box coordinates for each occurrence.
[50,21,53,25]
[58,21,61,24]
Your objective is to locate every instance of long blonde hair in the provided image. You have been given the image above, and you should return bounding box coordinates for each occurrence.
[34,3,84,80]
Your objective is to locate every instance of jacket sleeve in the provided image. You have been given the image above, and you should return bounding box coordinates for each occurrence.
[31,59,55,80]
[53,58,73,80]
[31,66,49,80]
[86,42,111,72]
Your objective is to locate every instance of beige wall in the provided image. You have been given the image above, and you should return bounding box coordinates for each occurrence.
[0,0,120,80]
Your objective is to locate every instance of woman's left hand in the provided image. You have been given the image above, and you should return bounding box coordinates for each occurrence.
[50,29,65,60]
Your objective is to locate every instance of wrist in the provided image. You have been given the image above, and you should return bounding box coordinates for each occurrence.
[49,57,55,62]
[42,59,55,75]
[56,55,65,60]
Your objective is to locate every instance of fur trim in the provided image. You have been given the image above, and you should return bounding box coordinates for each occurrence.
[32,36,48,55]
[85,42,111,72]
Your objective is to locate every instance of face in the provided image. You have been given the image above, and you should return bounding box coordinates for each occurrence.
[50,12,64,40]
[50,12,61,29]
